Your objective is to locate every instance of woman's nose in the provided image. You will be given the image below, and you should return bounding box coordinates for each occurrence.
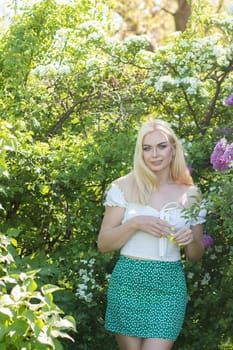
[152,147,158,157]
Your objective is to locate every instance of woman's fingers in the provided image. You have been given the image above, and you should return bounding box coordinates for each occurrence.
[151,218,174,237]
[174,227,194,245]
[135,216,175,238]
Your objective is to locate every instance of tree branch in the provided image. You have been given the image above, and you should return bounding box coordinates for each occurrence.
[204,59,233,126]
[47,92,102,137]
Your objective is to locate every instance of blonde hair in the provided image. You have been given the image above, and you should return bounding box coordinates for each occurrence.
[133,119,193,204]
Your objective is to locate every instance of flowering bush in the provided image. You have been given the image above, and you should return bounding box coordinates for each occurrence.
[0,233,76,350]
[75,258,102,303]
[1,1,233,349]
[210,138,233,171]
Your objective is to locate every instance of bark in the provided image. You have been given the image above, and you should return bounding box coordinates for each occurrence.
[174,0,191,31]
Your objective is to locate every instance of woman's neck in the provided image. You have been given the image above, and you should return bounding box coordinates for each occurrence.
[155,171,173,187]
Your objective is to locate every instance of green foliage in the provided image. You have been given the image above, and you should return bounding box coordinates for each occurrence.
[0,232,76,350]
[0,0,233,349]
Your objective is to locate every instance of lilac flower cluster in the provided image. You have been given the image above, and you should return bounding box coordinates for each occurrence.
[225,93,233,106]
[203,234,214,249]
[210,138,233,171]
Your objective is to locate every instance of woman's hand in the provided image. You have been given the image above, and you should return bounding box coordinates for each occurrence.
[172,225,205,261]
[172,227,194,246]
[132,215,174,238]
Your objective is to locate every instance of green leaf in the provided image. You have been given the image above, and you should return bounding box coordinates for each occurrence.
[9,319,28,336]
[53,315,76,331]
[6,228,21,238]
[0,307,13,318]
[0,325,7,342]
[0,295,15,306]
[37,331,55,348]
[24,279,38,293]
[51,329,74,341]
[41,284,61,295]
[39,184,50,195]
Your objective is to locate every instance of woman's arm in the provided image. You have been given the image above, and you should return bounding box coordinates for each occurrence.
[184,224,204,260]
[97,206,135,253]
[174,224,204,261]
[175,185,205,261]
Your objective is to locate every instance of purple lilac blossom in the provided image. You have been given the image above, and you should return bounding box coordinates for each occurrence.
[210,138,229,171]
[223,143,233,163]
[203,234,214,248]
[203,234,214,249]
[225,94,233,106]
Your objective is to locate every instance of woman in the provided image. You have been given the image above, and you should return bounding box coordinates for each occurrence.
[97,119,206,350]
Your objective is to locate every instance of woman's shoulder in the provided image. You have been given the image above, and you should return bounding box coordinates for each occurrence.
[180,185,206,224]
[113,172,133,187]
[185,184,201,197]
[181,184,202,207]
[113,172,135,202]
[104,174,132,208]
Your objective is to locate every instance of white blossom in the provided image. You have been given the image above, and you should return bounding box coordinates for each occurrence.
[79,20,102,32]
[212,45,231,66]
[54,28,73,40]
[31,63,70,77]
[88,32,102,41]
[201,273,211,286]
[145,77,153,85]
[186,52,195,60]
[123,35,149,46]
[215,245,223,253]
[105,273,111,282]
[53,28,74,50]
[88,258,96,266]
[80,259,88,264]
[78,284,87,291]
[154,75,176,91]
[211,15,233,31]
[136,49,155,65]
[86,59,96,68]
[58,65,71,74]
[210,254,217,260]
[75,258,101,303]
[187,272,194,279]
[79,268,86,276]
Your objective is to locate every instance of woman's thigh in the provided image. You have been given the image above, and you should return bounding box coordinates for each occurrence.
[141,338,174,350]
[115,334,142,350]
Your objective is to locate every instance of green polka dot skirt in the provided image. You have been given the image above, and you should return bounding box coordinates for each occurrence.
[105,256,187,340]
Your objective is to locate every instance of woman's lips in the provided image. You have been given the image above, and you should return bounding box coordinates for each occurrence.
[150,160,162,165]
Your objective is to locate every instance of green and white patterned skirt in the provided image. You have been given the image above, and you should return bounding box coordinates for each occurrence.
[105,255,187,340]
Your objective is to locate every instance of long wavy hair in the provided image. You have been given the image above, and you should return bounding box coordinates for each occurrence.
[133,119,193,204]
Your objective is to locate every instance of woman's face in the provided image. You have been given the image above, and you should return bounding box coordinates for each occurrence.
[142,130,174,174]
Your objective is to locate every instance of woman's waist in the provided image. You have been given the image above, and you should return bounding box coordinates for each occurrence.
[120,253,180,261]
[120,244,181,261]
[120,231,180,259]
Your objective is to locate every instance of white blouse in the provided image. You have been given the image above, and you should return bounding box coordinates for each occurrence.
[104,184,206,261]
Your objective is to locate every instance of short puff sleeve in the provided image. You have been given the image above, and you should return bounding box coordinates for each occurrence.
[103,184,127,208]
[189,207,207,226]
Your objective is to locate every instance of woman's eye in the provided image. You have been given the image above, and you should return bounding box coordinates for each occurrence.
[142,146,151,151]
